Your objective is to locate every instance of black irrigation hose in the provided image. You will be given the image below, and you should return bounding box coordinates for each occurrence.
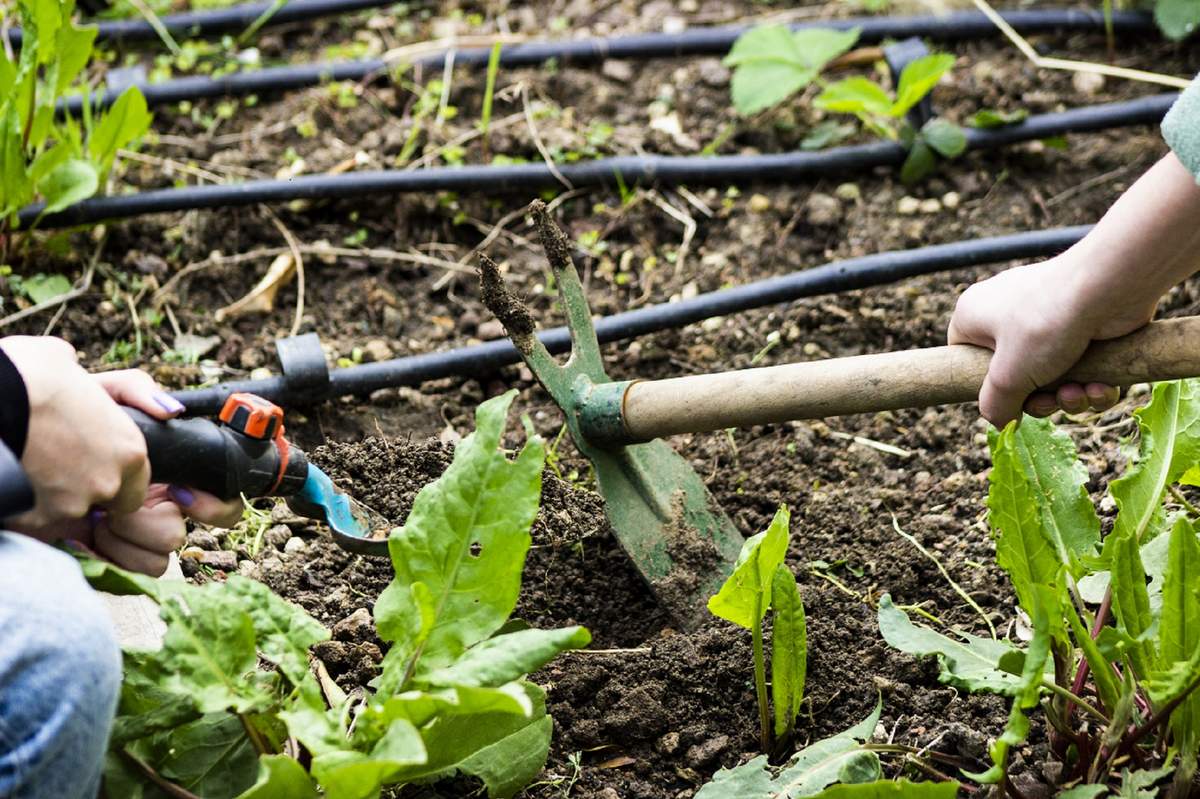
[6,0,400,47]
[57,8,1156,114]
[26,92,1178,229]
[172,225,1093,414]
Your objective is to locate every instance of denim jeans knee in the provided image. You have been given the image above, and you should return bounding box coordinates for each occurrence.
[0,532,121,799]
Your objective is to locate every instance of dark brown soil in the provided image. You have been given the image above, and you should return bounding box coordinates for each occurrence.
[13,2,1200,795]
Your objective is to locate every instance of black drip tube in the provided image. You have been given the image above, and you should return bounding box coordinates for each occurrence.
[173,225,1092,414]
[7,0,401,46]
[26,93,1178,230]
[58,9,1154,114]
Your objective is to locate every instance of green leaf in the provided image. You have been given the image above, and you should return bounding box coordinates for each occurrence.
[77,555,164,600]
[771,564,806,739]
[1057,785,1109,799]
[419,626,590,688]
[279,676,353,758]
[877,594,1021,694]
[969,108,1029,128]
[1155,0,1200,40]
[148,713,260,797]
[899,140,936,185]
[374,390,546,689]
[1065,602,1122,715]
[235,755,319,799]
[1107,526,1157,680]
[891,53,955,117]
[964,585,1053,783]
[54,19,98,94]
[87,86,152,175]
[364,683,535,731]
[1116,766,1174,798]
[801,120,857,150]
[708,505,790,629]
[221,575,329,685]
[37,158,98,214]
[1158,516,1200,754]
[312,717,426,799]
[920,118,967,159]
[815,77,893,117]
[812,780,960,798]
[724,26,860,116]
[988,422,1068,619]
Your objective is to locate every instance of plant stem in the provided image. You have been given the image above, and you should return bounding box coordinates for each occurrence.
[1067,587,1113,722]
[1042,679,1110,724]
[119,749,202,799]
[1121,669,1200,752]
[752,617,770,753]
[239,713,272,755]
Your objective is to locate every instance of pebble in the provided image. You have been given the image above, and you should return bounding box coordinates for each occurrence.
[657,731,681,754]
[941,191,961,210]
[186,530,219,550]
[1072,70,1105,96]
[896,196,921,215]
[250,367,273,381]
[685,735,730,768]
[179,549,238,571]
[834,182,861,201]
[601,59,634,83]
[284,536,307,555]
[239,348,265,369]
[261,556,284,572]
[918,198,942,214]
[805,192,841,226]
[362,338,394,363]
[263,524,292,550]
[381,306,404,337]
[747,193,772,214]
[237,560,260,579]
[696,58,730,87]
[476,319,505,340]
[333,607,375,642]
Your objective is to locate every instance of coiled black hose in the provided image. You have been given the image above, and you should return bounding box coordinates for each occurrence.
[7,0,401,46]
[56,8,1155,113]
[26,93,1177,230]
[173,225,1092,413]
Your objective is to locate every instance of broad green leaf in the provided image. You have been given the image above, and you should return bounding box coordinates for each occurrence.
[964,585,1053,783]
[87,86,152,174]
[55,19,98,94]
[899,139,935,185]
[891,53,955,117]
[279,676,353,758]
[801,120,857,150]
[920,118,967,159]
[1156,0,1200,40]
[1107,526,1156,680]
[78,555,164,600]
[812,780,959,798]
[363,683,535,732]
[374,390,546,686]
[1108,380,1200,548]
[27,0,63,67]
[1065,603,1121,715]
[1058,784,1108,799]
[877,594,1020,694]
[235,755,319,799]
[815,77,893,116]
[312,717,426,799]
[221,575,329,685]
[149,713,259,797]
[695,754,776,798]
[771,564,807,739]
[969,108,1029,128]
[110,653,203,745]
[1115,766,1174,797]
[708,505,791,629]
[987,423,1066,619]
[37,158,98,214]
[419,626,591,688]
[1158,516,1200,755]
[723,26,859,115]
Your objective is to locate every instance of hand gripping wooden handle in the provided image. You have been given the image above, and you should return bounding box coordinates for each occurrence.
[617,316,1200,441]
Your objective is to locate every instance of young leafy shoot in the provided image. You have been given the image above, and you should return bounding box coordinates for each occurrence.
[723,26,860,116]
[771,563,807,743]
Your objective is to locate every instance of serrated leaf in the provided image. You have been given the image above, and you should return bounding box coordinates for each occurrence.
[374,390,546,689]
[724,26,860,116]
[420,626,591,688]
[891,53,955,117]
[235,755,319,799]
[708,505,791,629]
[878,594,1021,694]
[815,77,893,116]
[771,564,807,739]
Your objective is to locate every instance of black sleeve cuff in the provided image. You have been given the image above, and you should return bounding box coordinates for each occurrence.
[0,347,30,459]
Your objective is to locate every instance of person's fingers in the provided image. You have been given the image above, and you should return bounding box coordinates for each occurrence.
[1086,382,1121,411]
[977,343,1041,428]
[1024,392,1059,418]
[93,523,170,576]
[94,369,186,420]
[107,501,187,555]
[167,485,244,528]
[107,451,151,515]
[1056,383,1089,414]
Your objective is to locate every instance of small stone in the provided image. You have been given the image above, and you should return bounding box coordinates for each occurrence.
[918,198,942,214]
[601,59,634,83]
[333,608,374,642]
[476,319,505,340]
[685,735,730,768]
[657,731,681,754]
[180,549,238,571]
[662,16,685,33]
[381,305,404,337]
[261,556,284,572]
[361,338,394,363]
[239,348,265,369]
[1072,70,1105,96]
[896,196,921,215]
[805,192,841,226]
[696,58,730,87]
[834,182,861,201]
[237,560,260,579]
[250,367,273,381]
[263,524,292,549]
[186,530,219,550]
[284,536,307,555]
[941,191,960,209]
[748,193,771,214]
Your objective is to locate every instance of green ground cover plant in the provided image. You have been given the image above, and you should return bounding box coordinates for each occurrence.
[882,380,1200,796]
[0,0,151,257]
[83,391,590,799]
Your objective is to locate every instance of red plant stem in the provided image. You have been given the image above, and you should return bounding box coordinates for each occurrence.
[1066,588,1113,723]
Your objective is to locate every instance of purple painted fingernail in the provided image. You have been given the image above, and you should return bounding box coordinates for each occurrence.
[154,392,186,414]
[167,485,195,507]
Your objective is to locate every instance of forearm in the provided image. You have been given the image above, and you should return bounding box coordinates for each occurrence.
[1063,153,1200,333]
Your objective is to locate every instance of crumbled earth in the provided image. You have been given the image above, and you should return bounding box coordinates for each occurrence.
[14,1,1200,795]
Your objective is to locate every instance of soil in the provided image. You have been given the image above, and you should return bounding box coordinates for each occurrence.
[13,1,1200,795]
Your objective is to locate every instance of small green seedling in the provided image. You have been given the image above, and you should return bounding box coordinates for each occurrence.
[708,505,807,752]
[723,26,860,116]
[814,54,964,183]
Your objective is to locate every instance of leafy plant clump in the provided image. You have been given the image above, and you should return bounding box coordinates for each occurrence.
[708,505,808,754]
[85,390,591,799]
[723,25,860,116]
[882,380,1200,795]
